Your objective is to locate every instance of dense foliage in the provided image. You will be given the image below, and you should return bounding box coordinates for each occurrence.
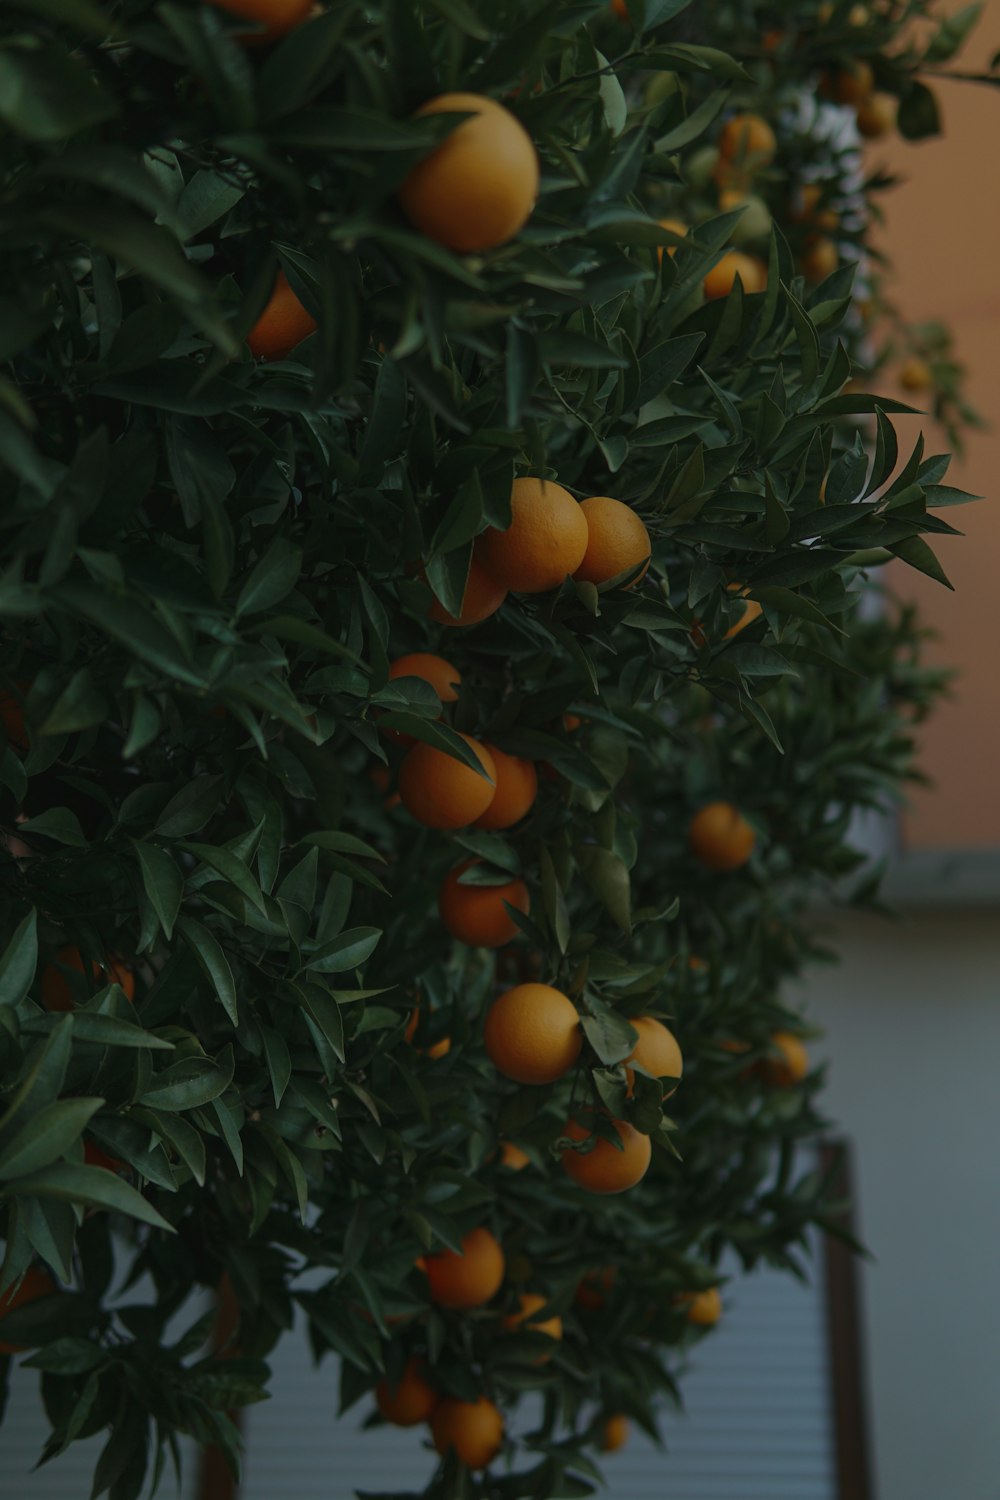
[0,1,985,1497]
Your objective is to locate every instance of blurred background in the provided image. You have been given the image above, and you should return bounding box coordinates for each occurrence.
[4,12,1000,1500]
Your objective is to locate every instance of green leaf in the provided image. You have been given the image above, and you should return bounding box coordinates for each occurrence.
[155,776,223,838]
[24,1337,105,1374]
[890,535,954,588]
[300,985,346,1063]
[577,848,632,934]
[373,714,493,777]
[299,831,386,862]
[260,1026,292,1108]
[38,205,238,355]
[235,538,303,618]
[5,1163,174,1231]
[52,580,205,688]
[0,908,37,1007]
[38,668,108,735]
[654,87,729,152]
[4,0,114,35]
[182,843,267,916]
[177,917,238,1024]
[632,333,704,411]
[723,643,796,677]
[307,928,382,974]
[649,42,750,81]
[749,585,843,633]
[581,1005,637,1066]
[0,1097,104,1180]
[132,842,184,941]
[175,170,246,241]
[0,47,116,142]
[18,808,88,847]
[898,82,941,141]
[142,1050,235,1112]
[132,1107,206,1186]
[924,2,982,62]
[19,1012,174,1051]
[0,1020,74,1141]
[258,5,354,118]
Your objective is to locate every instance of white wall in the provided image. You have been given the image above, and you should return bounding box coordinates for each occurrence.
[803,908,1000,1500]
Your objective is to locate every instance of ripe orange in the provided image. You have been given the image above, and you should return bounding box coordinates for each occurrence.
[762,1031,809,1086]
[499,1140,530,1170]
[424,1035,452,1060]
[503,1292,562,1350]
[206,0,313,42]
[900,355,933,392]
[399,94,539,253]
[684,1286,722,1326]
[384,653,462,746]
[388,652,461,703]
[573,497,651,589]
[0,1266,56,1354]
[575,1267,616,1310]
[480,477,589,593]
[484,983,582,1085]
[691,585,762,647]
[801,236,839,283]
[718,190,772,243]
[375,1357,439,1426]
[823,60,874,105]
[83,1140,127,1176]
[246,270,317,361]
[601,1414,630,1453]
[398,734,496,829]
[0,685,28,750]
[718,113,776,166]
[688,801,755,872]
[473,746,538,830]
[625,1017,683,1097]
[703,251,767,300]
[429,553,507,627]
[610,0,629,17]
[430,1396,504,1469]
[370,765,401,810]
[561,1118,651,1195]
[439,860,529,947]
[789,183,838,233]
[41,947,136,1012]
[724,584,763,639]
[712,156,752,196]
[425,1227,505,1309]
[856,92,897,139]
[657,217,688,263]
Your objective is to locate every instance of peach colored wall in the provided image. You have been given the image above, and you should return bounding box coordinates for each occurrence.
[872,6,1000,850]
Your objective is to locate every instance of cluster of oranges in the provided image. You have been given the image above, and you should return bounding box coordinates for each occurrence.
[373,1229,564,1467]
[375,474,652,959]
[822,58,898,140]
[658,113,775,302]
[430,480,652,628]
[374,1219,733,1463]
[21,17,819,1468]
[246,90,541,362]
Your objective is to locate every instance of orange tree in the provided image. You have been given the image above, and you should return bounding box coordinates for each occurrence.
[0,1,983,1497]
